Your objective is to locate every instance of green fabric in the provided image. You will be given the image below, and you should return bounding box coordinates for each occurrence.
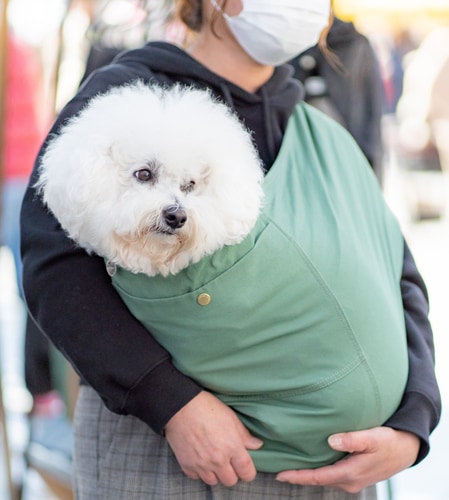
[111,104,408,472]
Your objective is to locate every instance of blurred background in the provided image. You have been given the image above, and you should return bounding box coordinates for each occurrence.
[0,0,448,498]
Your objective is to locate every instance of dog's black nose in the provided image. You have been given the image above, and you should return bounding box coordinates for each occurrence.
[163,205,187,229]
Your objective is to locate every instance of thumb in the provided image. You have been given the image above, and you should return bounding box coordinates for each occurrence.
[328,431,370,453]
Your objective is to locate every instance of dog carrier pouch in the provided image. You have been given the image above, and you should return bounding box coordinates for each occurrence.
[111,103,408,472]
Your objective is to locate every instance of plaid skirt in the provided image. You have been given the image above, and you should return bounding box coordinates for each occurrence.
[73,386,378,500]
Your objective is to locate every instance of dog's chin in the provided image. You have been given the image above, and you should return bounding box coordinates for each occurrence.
[151,226,189,246]
[110,227,195,276]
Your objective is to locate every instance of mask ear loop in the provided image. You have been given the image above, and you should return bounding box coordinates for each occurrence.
[210,0,222,13]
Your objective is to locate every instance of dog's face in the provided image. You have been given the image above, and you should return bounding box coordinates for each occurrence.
[37,84,264,276]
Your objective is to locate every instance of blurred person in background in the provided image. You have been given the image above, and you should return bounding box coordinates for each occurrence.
[425,27,449,213]
[80,0,181,84]
[1,29,73,462]
[289,16,384,184]
[396,26,449,219]
[24,323,74,462]
[2,32,44,296]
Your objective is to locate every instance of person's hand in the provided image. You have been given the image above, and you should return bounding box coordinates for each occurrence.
[164,391,263,487]
[276,427,420,494]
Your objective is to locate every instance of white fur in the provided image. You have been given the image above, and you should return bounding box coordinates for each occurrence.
[36,83,265,276]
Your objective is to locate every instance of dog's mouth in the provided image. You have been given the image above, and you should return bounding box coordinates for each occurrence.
[147,225,187,247]
[151,225,178,237]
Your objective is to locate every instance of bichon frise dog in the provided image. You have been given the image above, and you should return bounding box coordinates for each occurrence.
[37,82,264,276]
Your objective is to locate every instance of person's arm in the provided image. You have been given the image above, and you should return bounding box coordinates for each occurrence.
[383,240,441,462]
[276,239,441,492]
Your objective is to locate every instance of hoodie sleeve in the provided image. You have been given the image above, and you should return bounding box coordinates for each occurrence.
[21,90,202,435]
[383,240,441,464]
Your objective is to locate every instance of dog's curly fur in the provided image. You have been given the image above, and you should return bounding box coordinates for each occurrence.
[36,83,265,276]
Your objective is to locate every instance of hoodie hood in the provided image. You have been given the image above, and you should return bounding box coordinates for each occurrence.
[115,41,303,107]
[104,41,305,168]
[326,18,360,50]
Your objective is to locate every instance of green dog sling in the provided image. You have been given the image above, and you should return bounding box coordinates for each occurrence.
[110,103,408,472]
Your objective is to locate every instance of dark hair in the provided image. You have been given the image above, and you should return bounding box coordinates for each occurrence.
[317,6,345,73]
[176,0,202,31]
[175,0,227,35]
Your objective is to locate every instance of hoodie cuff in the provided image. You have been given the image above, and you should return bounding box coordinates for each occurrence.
[122,359,202,435]
[383,391,441,465]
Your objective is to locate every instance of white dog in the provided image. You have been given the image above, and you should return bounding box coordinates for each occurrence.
[37,83,264,276]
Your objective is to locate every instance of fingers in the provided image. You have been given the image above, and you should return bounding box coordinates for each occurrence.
[198,441,258,485]
[231,448,258,483]
[206,428,261,485]
[164,391,262,487]
[244,434,264,450]
[276,427,421,494]
[181,437,259,486]
[231,426,263,482]
[216,466,239,487]
[277,458,353,488]
[277,457,372,494]
[182,449,254,486]
[276,430,374,491]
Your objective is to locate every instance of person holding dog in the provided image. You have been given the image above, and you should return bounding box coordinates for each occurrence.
[21,0,441,498]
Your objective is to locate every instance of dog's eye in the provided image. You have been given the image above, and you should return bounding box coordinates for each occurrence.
[181,180,196,193]
[134,168,154,183]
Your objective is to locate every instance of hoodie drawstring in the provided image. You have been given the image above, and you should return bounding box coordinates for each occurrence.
[260,86,276,164]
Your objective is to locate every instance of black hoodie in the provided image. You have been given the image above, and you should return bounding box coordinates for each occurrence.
[21,42,440,462]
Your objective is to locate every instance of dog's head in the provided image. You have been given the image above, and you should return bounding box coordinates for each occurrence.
[36,83,265,276]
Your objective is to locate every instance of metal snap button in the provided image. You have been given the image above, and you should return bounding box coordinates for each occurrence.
[197,293,211,306]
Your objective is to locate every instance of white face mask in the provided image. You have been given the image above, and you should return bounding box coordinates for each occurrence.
[210,0,331,66]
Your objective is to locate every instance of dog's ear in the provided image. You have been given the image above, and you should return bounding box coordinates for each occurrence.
[36,108,122,251]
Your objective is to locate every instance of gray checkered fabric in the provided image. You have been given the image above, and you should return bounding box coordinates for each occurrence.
[73,386,377,500]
